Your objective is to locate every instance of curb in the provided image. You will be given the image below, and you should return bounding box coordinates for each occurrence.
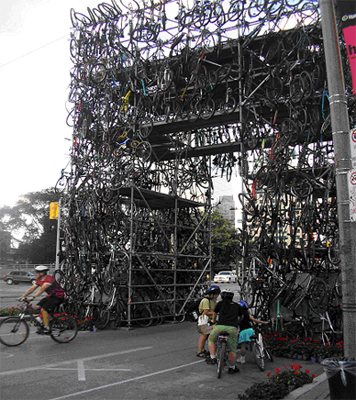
[284,372,328,399]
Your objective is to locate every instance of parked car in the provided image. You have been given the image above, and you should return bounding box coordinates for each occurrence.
[2,270,37,285]
[213,271,237,283]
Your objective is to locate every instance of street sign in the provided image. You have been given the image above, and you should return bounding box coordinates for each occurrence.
[348,169,356,221]
[350,128,356,169]
[49,202,59,219]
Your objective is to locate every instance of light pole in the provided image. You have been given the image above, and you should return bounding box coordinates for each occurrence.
[319,0,356,356]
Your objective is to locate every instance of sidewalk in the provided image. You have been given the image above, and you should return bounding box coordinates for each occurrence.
[286,372,330,400]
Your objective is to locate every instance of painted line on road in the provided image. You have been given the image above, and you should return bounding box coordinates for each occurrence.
[46,368,132,372]
[0,346,152,377]
[77,360,85,381]
[49,359,206,400]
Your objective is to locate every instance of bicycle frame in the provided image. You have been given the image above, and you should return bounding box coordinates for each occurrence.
[216,331,229,379]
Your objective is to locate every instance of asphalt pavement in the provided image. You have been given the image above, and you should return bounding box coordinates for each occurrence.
[0,280,343,400]
[0,316,334,400]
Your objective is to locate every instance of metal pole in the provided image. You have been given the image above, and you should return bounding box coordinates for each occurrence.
[55,199,61,270]
[319,0,356,356]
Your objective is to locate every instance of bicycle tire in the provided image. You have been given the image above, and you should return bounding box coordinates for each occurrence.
[55,175,69,194]
[133,305,153,328]
[200,98,215,120]
[308,277,330,314]
[90,63,106,84]
[139,115,153,138]
[50,315,78,343]
[0,317,29,347]
[217,342,226,379]
[223,96,237,114]
[241,280,255,307]
[135,141,152,161]
[228,1,245,22]
[52,269,65,287]
[216,64,232,83]
[252,342,265,371]
[328,237,340,265]
[263,341,274,362]
[248,0,265,18]
[95,307,111,330]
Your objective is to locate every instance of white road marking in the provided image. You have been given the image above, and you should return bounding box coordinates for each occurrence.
[77,360,85,381]
[0,352,14,358]
[46,368,132,372]
[49,360,205,400]
[0,346,152,377]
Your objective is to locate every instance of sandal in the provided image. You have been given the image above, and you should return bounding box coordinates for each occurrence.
[196,351,206,358]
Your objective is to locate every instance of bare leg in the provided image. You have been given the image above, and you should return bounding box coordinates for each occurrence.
[198,334,208,353]
[42,308,50,329]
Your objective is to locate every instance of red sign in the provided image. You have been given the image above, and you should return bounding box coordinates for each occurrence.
[338,0,356,95]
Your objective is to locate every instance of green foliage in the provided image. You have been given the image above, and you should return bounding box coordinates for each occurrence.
[266,335,344,360]
[211,210,241,269]
[0,188,59,264]
[237,364,314,400]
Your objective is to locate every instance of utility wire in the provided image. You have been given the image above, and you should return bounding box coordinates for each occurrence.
[0,34,69,69]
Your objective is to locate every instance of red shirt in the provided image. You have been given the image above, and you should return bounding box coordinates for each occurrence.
[35,276,65,298]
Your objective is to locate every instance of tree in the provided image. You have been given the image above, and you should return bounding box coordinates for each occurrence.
[211,210,241,271]
[0,188,59,264]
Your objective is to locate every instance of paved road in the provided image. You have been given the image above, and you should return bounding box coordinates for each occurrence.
[0,279,243,310]
[0,280,47,309]
[0,317,325,400]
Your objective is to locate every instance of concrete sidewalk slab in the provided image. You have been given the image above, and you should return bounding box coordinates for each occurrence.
[286,372,330,400]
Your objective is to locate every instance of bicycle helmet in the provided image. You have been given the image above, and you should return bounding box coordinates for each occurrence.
[34,265,49,273]
[238,300,249,308]
[205,285,221,296]
[221,290,235,299]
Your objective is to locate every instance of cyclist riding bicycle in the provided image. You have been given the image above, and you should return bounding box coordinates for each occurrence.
[236,300,269,364]
[196,285,220,358]
[18,265,65,335]
[206,290,241,374]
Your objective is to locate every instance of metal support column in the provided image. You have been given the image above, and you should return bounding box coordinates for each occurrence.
[319,0,356,356]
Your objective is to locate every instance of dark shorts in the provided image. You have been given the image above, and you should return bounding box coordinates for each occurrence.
[37,296,64,313]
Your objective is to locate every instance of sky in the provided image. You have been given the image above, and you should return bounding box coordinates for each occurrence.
[0,0,242,215]
[0,0,104,208]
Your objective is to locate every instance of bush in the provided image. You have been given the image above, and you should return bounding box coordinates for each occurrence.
[237,364,315,400]
[265,335,344,360]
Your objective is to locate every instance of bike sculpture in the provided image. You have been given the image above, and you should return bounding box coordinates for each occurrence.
[55,0,354,333]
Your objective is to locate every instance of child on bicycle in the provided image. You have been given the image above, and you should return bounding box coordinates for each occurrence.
[206,290,242,374]
[18,265,65,334]
[236,300,269,364]
[196,285,221,358]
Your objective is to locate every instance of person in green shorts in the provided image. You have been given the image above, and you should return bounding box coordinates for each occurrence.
[206,290,242,374]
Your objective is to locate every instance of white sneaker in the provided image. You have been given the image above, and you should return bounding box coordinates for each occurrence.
[236,355,246,364]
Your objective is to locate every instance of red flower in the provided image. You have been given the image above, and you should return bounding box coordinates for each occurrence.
[267,373,271,376]
[306,369,310,374]
[295,371,299,375]
[312,374,316,378]
[275,368,280,374]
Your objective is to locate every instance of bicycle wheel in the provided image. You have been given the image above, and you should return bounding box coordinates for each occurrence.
[200,98,215,120]
[216,342,226,379]
[95,307,111,330]
[252,343,265,371]
[263,340,274,362]
[50,315,78,343]
[132,305,153,328]
[308,277,329,314]
[0,317,29,347]
[241,279,255,306]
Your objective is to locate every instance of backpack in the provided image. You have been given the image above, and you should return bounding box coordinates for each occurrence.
[186,297,207,322]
